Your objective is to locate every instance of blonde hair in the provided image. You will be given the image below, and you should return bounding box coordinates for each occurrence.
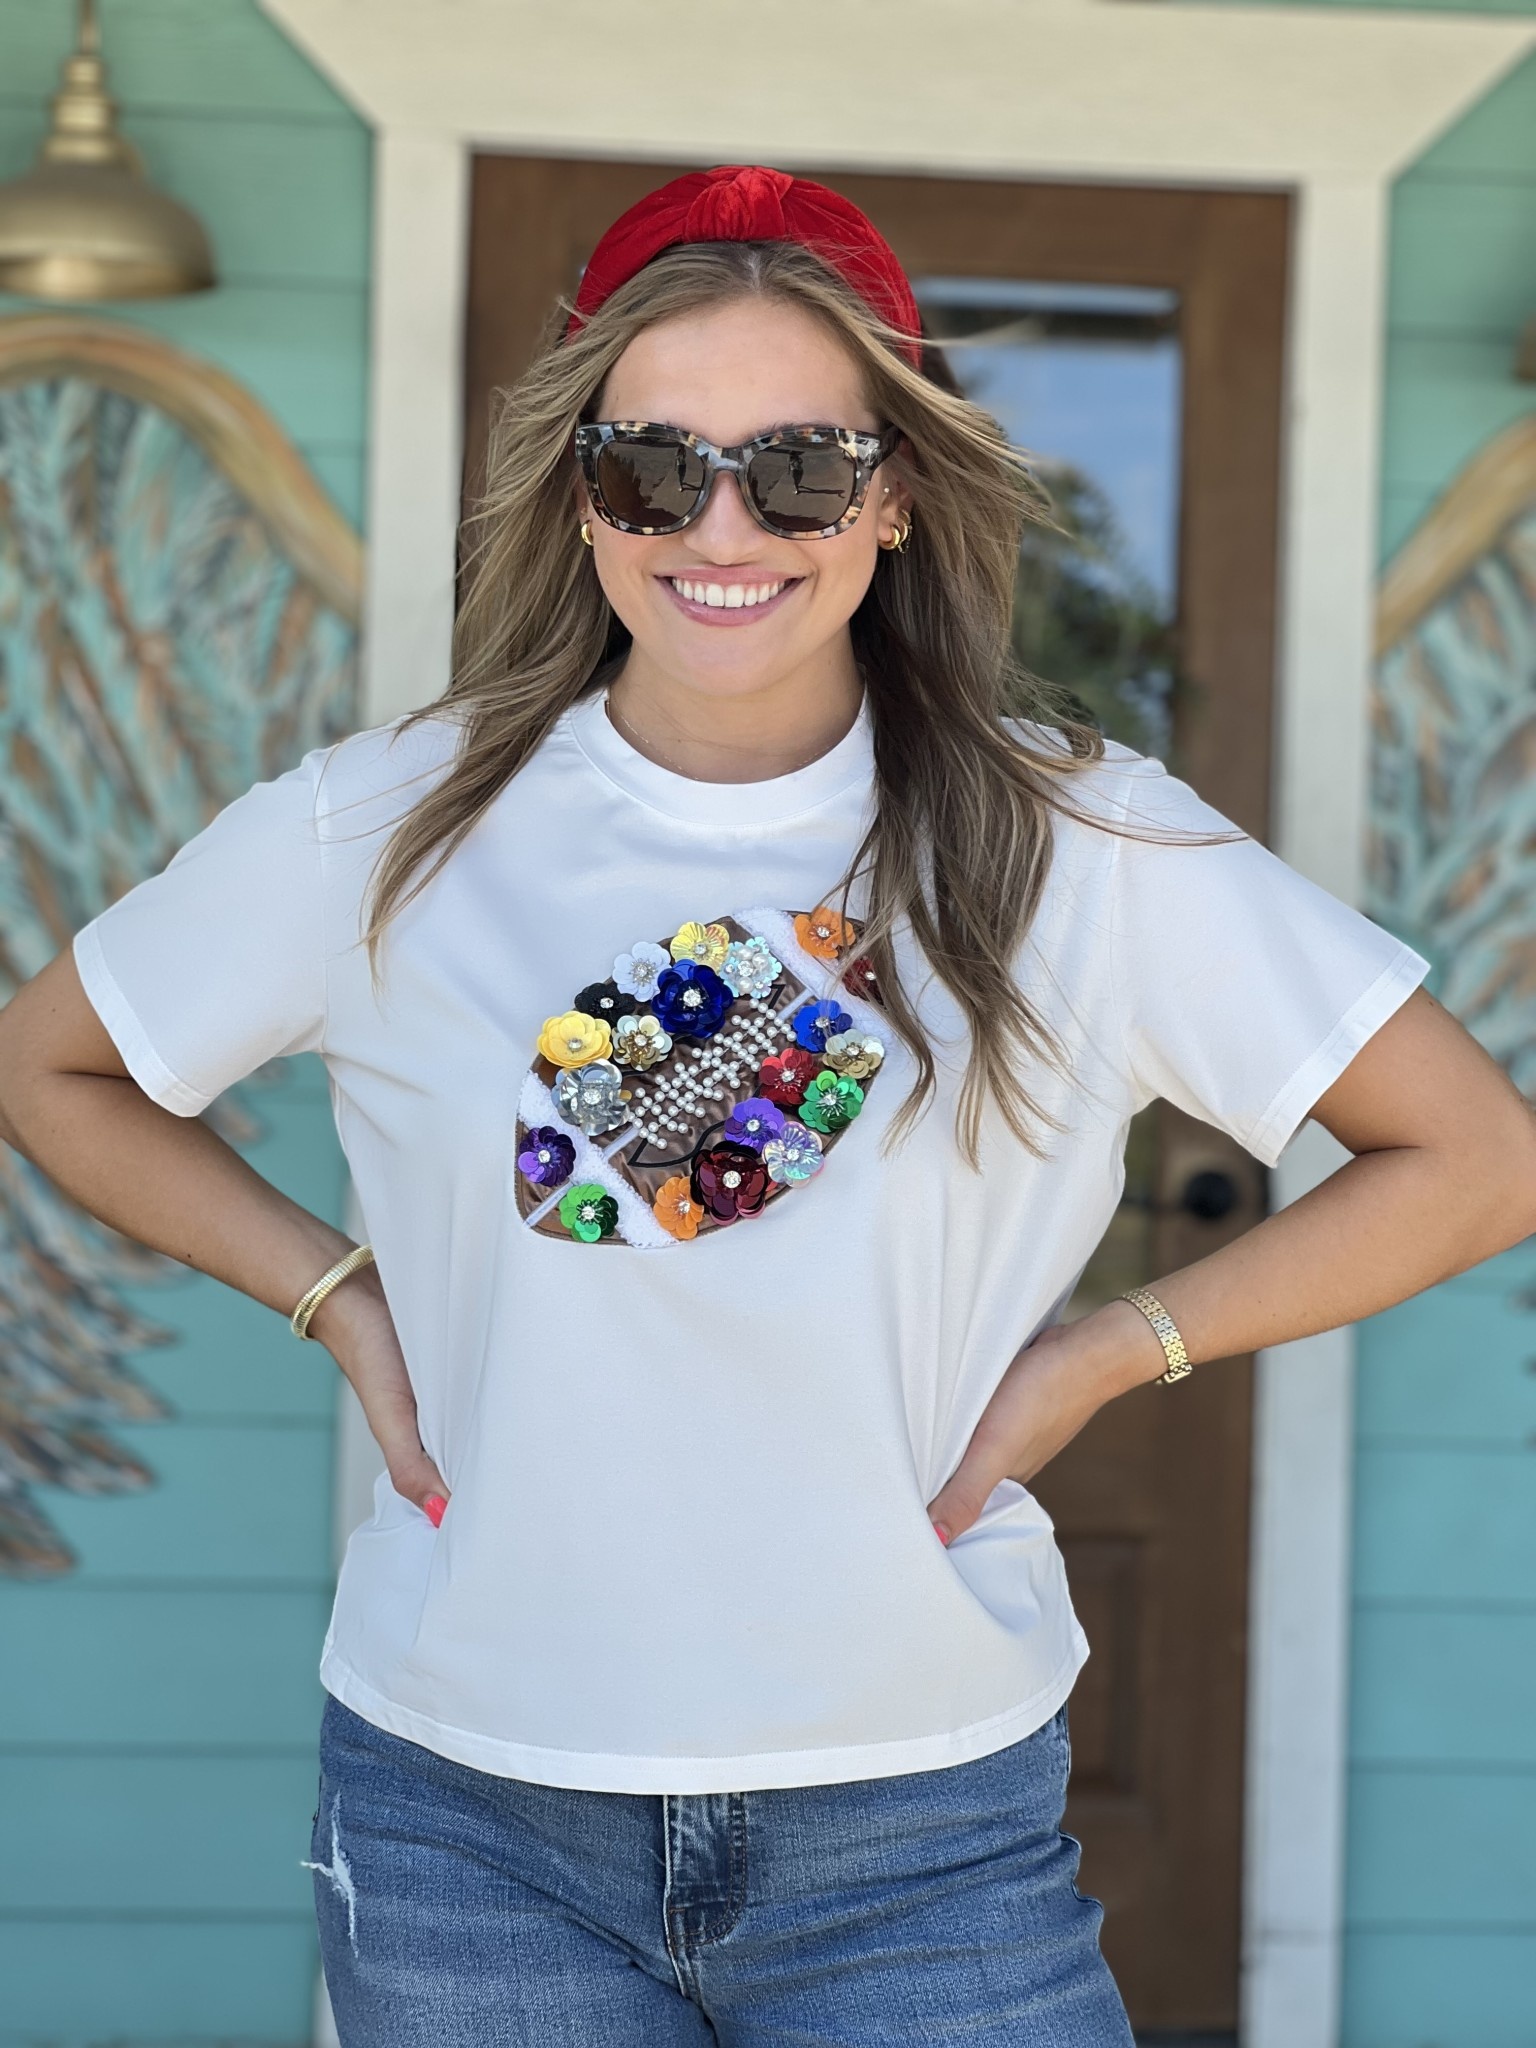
[366,238,1107,1166]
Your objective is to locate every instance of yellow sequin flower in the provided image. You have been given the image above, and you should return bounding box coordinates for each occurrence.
[669,920,730,968]
[537,1010,612,1069]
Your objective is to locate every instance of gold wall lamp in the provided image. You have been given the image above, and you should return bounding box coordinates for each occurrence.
[0,0,216,300]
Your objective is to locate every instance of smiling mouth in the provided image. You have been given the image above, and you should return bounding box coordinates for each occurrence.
[665,576,797,611]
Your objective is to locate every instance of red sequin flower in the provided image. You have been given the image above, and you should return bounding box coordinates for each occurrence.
[757,1046,819,1109]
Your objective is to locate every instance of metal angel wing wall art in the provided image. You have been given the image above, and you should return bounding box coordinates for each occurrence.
[1369,416,1536,1097]
[0,315,361,1576]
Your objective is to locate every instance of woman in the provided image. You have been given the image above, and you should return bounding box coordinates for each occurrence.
[0,165,1530,2045]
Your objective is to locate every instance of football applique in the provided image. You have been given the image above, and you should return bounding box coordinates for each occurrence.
[514,906,887,1247]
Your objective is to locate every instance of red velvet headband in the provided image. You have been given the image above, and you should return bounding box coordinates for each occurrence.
[565,164,924,370]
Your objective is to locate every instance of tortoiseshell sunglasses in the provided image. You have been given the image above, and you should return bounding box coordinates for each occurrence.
[574,420,900,540]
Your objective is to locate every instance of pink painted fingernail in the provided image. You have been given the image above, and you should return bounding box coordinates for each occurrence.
[423,1495,447,1528]
[932,1521,951,1547]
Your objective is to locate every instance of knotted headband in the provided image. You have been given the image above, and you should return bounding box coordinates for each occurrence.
[565,164,924,370]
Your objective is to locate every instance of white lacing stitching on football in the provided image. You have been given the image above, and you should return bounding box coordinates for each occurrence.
[515,1069,676,1250]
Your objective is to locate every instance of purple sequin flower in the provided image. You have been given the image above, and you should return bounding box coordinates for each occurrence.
[722,1096,786,1151]
[517,1125,575,1189]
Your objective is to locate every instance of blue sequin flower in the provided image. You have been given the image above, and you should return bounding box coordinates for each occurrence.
[792,998,853,1053]
[517,1125,575,1189]
[719,936,782,999]
[652,961,732,1040]
[761,1122,825,1186]
[723,1096,785,1150]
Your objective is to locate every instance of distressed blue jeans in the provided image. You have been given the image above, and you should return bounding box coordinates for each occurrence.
[309,1691,1134,2046]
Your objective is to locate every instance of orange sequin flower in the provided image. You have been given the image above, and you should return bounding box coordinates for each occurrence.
[653,1174,704,1241]
[794,904,854,960]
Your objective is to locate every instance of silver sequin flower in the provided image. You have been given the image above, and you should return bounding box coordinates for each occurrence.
[719,936,782,1000]
[553,1058,629,1136]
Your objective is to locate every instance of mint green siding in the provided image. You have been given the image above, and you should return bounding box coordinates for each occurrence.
[0,3,368,2041]
[1349,45,1536,2048]
[1380,56,1536,564]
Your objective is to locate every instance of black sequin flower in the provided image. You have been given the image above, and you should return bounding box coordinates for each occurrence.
[573,979,639,1026]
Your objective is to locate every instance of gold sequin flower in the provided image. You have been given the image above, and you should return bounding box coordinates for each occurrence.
[669,919,730,968]
[612,1012,673,1071]
[822,1030,885,1080]
[538,1010,612,1068]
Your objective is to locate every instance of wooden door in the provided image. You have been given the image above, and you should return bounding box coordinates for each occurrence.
[462,157,1290,2039]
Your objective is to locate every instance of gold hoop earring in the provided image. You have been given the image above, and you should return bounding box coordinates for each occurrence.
[881,517,911,553]
[579,520,594,548]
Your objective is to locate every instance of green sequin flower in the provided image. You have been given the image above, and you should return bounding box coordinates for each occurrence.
[798,1071,865,1134]
[558,1182,619,1243]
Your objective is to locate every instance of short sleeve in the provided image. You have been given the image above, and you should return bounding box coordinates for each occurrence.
[72,750,331,1117]
[1108,758,1429,1166]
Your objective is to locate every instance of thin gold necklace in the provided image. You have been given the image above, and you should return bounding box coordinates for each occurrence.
[605,693,696,776]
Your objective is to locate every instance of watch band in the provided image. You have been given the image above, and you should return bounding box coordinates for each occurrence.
[1119,1285,1193,1384]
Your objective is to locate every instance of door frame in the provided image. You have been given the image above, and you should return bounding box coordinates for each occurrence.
[258,5,1536,2040]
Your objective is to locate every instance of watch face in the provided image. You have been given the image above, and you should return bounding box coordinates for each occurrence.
[514,908,887,1247]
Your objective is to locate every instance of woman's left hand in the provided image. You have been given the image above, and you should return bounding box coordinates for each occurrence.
[925,1307,1164,1544]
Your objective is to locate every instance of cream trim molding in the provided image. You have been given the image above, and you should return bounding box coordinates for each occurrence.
[1377,413,1536,654]
[255,6,1535,2045]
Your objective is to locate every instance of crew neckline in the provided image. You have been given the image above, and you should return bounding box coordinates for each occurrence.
[565,684,875,827]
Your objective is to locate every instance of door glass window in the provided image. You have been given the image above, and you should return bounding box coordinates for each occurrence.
[914,277,1183,762]
[915,277,1185,1308]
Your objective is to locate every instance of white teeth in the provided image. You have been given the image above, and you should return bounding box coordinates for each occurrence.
[670,578,786,609]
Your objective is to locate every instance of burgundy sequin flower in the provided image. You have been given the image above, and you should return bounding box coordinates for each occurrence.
[842,953,882,1007]
[757,1046,819,1109]
[692,1142,771,1224]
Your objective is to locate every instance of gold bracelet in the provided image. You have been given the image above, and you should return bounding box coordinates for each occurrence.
[290,1243,375,1341]
[1119,1286,1193,1384]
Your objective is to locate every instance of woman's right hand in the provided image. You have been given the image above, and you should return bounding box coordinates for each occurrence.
[309,1265,450,1524]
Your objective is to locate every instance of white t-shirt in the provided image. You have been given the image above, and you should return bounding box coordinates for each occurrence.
[73,685,1427,1792]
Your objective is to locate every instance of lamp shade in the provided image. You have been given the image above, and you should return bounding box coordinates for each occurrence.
[0,0,215,301]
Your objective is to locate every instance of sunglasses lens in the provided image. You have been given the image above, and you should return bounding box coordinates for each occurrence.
[747,443,860,535]
[595,435,706,531]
